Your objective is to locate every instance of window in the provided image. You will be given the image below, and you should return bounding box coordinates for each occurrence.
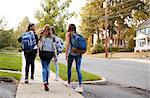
[148,28,150,35]
[120,40,122,45]
[144,28,146,34]
[141,29,144,34]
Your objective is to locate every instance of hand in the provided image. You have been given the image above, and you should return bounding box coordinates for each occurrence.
[54,58,57,62]
[65,55,68,61]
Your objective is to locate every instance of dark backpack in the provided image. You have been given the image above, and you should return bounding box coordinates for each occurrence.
[70,33,87,55]
[21,31,36,52]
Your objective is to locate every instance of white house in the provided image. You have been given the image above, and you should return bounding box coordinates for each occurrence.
[134,18,150,52]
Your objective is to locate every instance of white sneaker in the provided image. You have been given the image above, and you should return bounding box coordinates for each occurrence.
[75,86,83,93]
[54,77,59,81]
[64,81,71,87]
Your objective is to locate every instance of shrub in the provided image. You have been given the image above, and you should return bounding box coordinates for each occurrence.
[118,48,133,52]
[2,47,16,50]
[90,43,104,54]
[109,47,119,52]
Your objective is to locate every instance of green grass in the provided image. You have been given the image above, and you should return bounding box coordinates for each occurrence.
[36,56,102,81]
[51,63,102,82]
[0,71,21,80]
[0,52,22,71]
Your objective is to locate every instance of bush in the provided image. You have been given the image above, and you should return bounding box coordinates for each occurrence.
[109,47,119,52]
[2,47,16,50]
[118,48,133,52]
[90,43,104,54]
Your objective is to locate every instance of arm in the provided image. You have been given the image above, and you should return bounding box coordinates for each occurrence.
[18,37,22,43]
[65,32,70,60]
[35,34,39,45]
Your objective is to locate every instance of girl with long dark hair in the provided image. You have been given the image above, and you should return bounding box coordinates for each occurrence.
[65,24,83,93]
[18,23,38,83]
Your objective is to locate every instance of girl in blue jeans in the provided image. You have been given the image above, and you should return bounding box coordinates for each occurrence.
[39,25,55,91]
[65,24,83,93]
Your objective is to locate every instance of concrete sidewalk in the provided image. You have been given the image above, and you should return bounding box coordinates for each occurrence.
[16,53,84,98]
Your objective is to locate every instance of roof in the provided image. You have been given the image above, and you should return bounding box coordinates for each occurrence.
[137,18,150,30]
[134,33,150,40]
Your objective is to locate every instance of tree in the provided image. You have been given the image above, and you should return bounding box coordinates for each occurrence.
[0,29,15,49]
[80,0,150,52]
[107,0,149,48]
[125,27,136,50]
[13,16,30,48]
[0,17,7,30]
[15,16,30,37]
[0,18,15,48]
[35,0,74,39]
[80,0,105,53]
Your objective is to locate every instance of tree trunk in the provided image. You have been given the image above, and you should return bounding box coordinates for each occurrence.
[97,27,100,44]
[117,29,121,48]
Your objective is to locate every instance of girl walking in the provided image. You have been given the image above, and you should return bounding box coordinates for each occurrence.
[65,24,83,93]
[51,27,64,81]
[18,23,38,83]
[39,24,55,91]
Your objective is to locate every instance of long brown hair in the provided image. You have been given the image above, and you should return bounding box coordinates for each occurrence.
[43,24,51,36]
[50,26,56,35]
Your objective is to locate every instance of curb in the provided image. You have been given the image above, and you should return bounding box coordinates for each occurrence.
[72,76,106,85]
[0,77,18,83]
[0,69,21,74]
[116,58,150,64]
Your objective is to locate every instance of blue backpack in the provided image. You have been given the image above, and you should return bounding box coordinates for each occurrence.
[71,33,87,54]
[21,31,36,52]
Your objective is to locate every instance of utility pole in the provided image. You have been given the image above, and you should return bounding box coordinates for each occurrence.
[104,0,108,58]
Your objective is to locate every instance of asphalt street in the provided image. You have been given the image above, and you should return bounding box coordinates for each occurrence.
[58,54,150,98]
[59,54,150,90]
[0,83,17,98]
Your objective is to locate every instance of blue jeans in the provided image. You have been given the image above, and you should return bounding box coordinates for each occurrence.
[41,59,51,83]
[67,54,82,85]
[54,56,59,79]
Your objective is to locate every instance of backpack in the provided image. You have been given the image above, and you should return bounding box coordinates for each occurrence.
[70,33,87,55]
[21,31,36,52]
[40,37,55,52]
[55,36,64,53]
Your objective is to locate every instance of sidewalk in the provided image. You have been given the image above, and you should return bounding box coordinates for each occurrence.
[16,53,84,98]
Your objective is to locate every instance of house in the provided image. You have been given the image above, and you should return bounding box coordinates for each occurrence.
[93,30,126,48]
[134,18,150,52]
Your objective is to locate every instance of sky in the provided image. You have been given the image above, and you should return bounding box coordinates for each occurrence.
[0,0,87,29]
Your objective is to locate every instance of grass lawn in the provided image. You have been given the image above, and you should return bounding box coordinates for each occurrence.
[0,71,21,80]
[0,52,22,71]
[51,62,102,82]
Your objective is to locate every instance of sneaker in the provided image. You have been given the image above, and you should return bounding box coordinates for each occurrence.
[64,81,71,87]
[31,76,34,80]
[54,77,59,81]
[44,83,49,91]
[25,79,28,84]
[75,86,83,93]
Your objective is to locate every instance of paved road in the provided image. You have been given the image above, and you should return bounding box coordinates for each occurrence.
[0,83,17,98]
[58,54,150,90]
[81,84,149,98]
